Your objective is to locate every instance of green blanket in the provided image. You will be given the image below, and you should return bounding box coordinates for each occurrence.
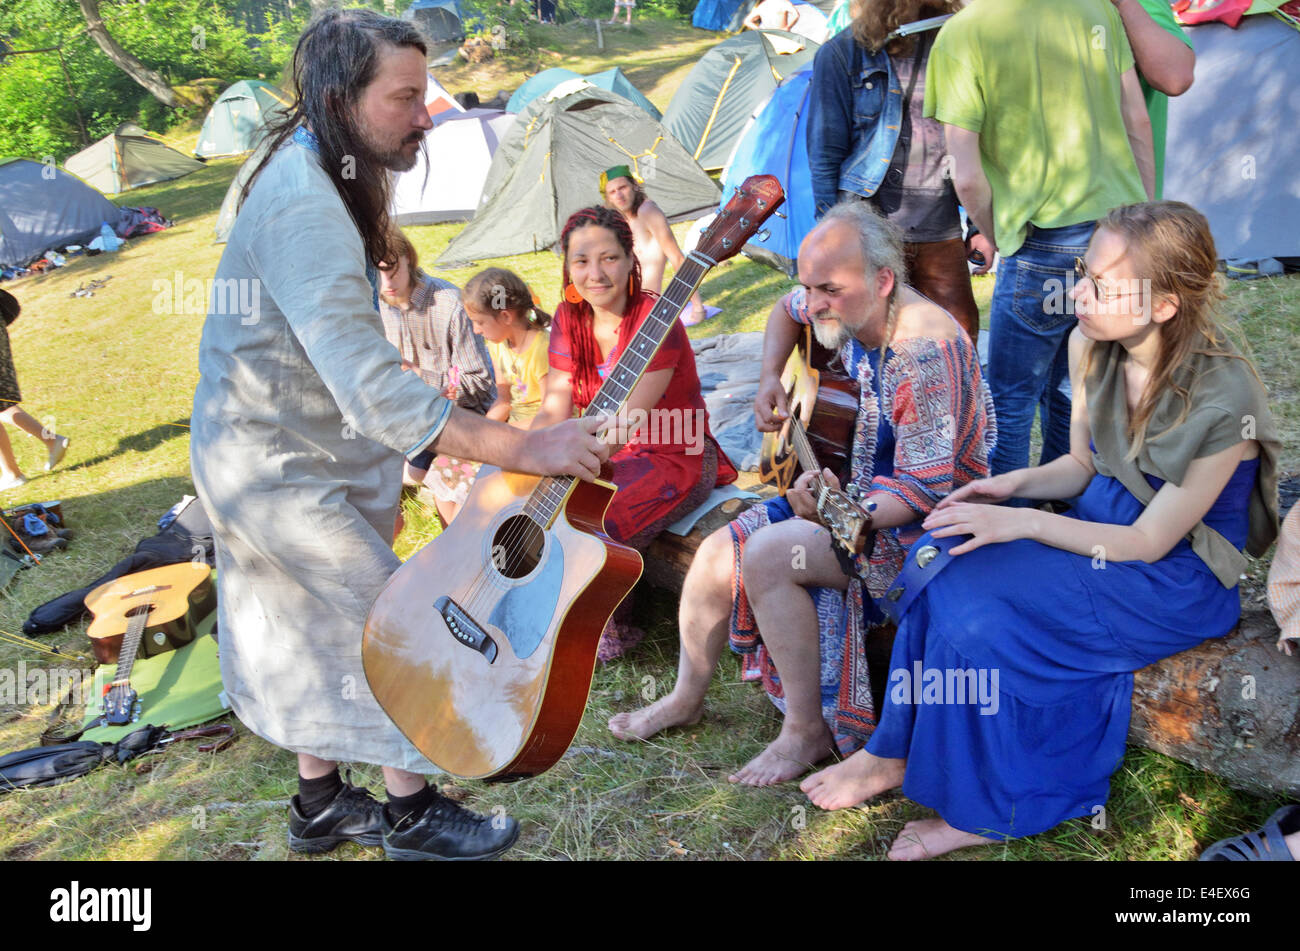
[81,610,229,743]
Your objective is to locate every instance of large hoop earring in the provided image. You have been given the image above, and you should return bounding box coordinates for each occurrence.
[564,283,584,304]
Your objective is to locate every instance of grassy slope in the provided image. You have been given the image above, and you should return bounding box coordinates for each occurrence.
[0,19,1296,860]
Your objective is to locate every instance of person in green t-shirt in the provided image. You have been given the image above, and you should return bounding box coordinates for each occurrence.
[928,0,1154,477]
[1112,0,1195,198]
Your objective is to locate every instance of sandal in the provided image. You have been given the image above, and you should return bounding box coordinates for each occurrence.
[1199,804,1300,861]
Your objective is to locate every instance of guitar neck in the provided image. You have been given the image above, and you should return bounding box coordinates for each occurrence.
[112,608,150,686]
[788,417,825,489]
[523,257,713,527]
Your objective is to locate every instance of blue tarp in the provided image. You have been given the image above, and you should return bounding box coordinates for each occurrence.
[718,63,816,275]
[692,0,752,31]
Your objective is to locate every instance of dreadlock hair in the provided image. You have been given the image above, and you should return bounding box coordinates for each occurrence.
[463,267,552,330]
[853,0,964,56]
[558,205,645,411]
[238,7,427,272]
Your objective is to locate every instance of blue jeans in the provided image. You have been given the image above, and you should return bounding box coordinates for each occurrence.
[987,220,1096,476]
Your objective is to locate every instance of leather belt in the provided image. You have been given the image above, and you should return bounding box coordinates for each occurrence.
[876,531,969,625]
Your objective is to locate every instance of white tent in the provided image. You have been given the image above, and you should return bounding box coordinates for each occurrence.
[392,109,516,225]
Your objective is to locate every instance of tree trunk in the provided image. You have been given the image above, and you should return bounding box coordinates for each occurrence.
[76,0,193,108]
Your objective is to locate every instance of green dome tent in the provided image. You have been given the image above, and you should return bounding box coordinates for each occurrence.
[195,80,291,159]
[662,30,820,172]
[65,123,205,195]
[0,158,123,269]
[437,87,719,267]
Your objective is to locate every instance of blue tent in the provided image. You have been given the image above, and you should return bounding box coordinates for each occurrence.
[507,67,661,119]
[718,63,816,275]
[692,0,753,31]
[585,68,662,120]
[506,68,581,113]
[401,0,474,42]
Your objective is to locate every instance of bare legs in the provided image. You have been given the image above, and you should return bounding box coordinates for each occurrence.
[610,517,841,786]
[0,405,66,484]
[727,519,840,785]
[607,525,733,740]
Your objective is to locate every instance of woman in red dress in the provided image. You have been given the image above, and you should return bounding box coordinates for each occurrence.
[532,206,737,658]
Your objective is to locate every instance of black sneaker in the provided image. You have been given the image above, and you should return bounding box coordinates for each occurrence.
[381,791,520,861]
[288,780,385,854]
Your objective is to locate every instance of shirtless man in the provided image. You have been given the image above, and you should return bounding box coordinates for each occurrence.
[601,165,709,325]
[743,0,799,32]
[608,202,994,786]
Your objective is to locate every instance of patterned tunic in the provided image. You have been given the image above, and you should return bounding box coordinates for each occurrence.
[729,288,996,754]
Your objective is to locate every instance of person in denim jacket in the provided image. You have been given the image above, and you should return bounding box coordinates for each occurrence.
[807,1,981,345]
[930,0,1154,477]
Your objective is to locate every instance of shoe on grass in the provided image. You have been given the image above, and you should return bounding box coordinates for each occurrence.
[288,780,385,854]
[0,474,26,492]
[45,435,70,471]
[382,790,519,861]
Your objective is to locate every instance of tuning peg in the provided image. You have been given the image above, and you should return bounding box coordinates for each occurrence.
[771,210,787,220]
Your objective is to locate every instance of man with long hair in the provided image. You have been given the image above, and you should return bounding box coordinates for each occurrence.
[601,165,710,325]
[190,8,607,861]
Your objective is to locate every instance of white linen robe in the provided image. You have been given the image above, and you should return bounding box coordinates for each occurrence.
[191,139,451,770]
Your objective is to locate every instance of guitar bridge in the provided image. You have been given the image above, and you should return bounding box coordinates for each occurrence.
[436,596,498,664]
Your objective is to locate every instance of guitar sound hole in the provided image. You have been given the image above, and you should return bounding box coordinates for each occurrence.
[490,516,545,580]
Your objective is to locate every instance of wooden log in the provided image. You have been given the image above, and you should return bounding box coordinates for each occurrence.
[645,498,1300,798]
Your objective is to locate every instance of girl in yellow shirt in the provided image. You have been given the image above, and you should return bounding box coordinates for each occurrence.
[463,268,550,427]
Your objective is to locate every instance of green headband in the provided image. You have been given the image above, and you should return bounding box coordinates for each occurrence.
[599,164,635,193]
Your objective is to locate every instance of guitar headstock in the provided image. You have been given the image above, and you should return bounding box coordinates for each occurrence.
[817,489,871,557]
[694,175,785,264]
[101,681,141,726]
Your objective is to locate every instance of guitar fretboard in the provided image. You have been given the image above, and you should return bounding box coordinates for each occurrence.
[522,252,715,528]
[112,606,151,686]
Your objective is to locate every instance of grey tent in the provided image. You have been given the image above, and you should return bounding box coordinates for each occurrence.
[65,123,205,195]
[401,0,469,43]
[195,80,291,159]
[1164,16,1300,262]
[662,30,820,172]
[0,158,123,269]
[437,87,720,267]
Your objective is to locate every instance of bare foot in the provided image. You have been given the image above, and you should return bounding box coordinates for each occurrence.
[608,692,702,741]
[887,818,996,861]
[801,749,905,810]
[728,722,834,786]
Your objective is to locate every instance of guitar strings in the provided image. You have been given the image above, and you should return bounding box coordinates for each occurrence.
[457,260,709,620]
[455,194,756,622]
[457,270,702,618]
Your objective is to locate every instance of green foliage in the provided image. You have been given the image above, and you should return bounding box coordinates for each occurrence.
[0,0,310,161]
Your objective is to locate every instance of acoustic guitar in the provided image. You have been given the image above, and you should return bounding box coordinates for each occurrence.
[85,562,216,726]
[363,175,785,781]
[758,323,859,493]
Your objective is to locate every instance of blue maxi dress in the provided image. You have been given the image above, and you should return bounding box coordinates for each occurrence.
[865,458,1258,839]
